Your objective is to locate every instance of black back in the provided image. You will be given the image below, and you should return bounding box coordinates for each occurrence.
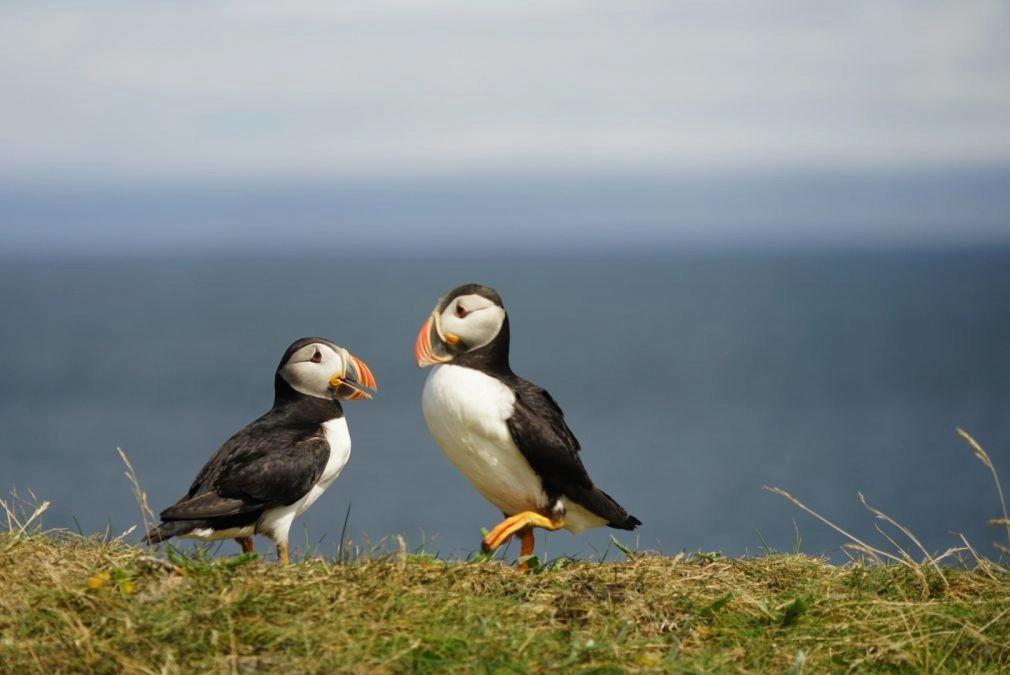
[442,284,639,530]
[153,342,346,530]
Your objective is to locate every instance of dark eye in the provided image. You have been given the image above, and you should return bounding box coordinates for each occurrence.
[310,349,322,363]
[455,303,469,318]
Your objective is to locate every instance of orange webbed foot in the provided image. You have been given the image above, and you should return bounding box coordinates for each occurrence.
[481,511,564,556]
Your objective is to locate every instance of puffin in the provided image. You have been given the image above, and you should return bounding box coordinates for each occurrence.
[415,284,640,566]
[145,337,376,565]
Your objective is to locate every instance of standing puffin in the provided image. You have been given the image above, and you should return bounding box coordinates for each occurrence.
[415,284,640,565]
[145,337,376,565]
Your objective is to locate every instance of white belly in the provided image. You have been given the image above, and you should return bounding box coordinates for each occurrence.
[422,365,549,517]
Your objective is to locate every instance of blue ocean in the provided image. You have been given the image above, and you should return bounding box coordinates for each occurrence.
[2,249,1009,564]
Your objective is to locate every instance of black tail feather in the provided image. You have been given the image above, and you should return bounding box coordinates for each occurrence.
[573,486,641,531]
[142,520,193,545]
[609,513,643,531]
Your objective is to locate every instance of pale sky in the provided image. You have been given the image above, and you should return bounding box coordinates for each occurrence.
[2,1,1009,252]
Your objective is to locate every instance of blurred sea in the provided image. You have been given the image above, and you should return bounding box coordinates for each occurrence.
[2,249,1009,563]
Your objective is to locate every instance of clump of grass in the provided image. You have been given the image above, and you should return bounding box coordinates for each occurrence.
[958,428,1010,556]
[767,428,1010,576]
[117,447,157,537]
[1,488,50,542]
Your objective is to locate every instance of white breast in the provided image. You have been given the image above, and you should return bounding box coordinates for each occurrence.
[256,417,351,544]
[421,365,548,517]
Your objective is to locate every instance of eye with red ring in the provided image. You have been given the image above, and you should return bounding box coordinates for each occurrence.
[310,349,323,363]
[455,303,469,318]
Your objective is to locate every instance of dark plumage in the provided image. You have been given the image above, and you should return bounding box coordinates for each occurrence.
[503,375,641,531]
[145,337,375,564]
[145,400,335,541]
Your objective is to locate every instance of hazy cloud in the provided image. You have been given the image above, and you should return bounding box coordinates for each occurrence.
[2,1,1009,182]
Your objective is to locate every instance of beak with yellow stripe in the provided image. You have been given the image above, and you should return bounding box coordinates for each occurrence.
[329,350,377,401]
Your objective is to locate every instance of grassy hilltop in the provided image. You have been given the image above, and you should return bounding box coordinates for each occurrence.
[2,529,1009,673]
[3,430,1009,673]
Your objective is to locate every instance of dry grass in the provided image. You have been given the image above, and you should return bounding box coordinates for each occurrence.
[1,430,1008,673]
[1,532,1008,674]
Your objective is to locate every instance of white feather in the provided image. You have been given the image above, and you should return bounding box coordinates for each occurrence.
[560,500,607,532]
[421,364,553,519]
[184,525,254,541]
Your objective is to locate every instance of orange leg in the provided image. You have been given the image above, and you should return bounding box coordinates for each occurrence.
[277,541,289,566]
[519,528,535,558]
[516,528,536,571]
[482,511,564,554]
[236,536,255,554]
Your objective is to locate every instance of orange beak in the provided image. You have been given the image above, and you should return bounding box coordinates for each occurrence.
[329,352,377,400]
[415,312,454,368]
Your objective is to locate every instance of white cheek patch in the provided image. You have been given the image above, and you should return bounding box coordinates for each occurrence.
[280,344,344,399]
[440,295,505,352]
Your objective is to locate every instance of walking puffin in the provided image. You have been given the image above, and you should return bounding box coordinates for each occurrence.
[415,284,640,565]
[145,337,376,565]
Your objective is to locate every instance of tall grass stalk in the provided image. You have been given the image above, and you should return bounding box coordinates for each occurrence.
[958,428,1010,552]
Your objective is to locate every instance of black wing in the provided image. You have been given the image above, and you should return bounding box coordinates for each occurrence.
[504,375,640,529]
[160,411,329,522]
